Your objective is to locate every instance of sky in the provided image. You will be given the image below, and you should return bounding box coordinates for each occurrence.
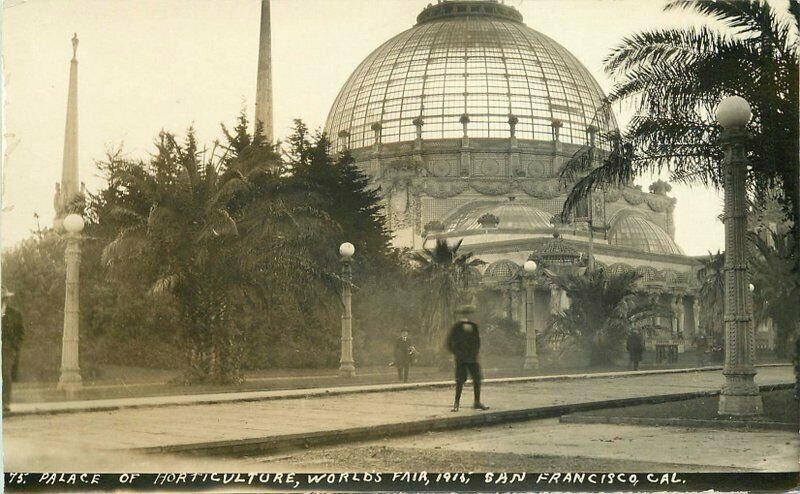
[1,0,760,255]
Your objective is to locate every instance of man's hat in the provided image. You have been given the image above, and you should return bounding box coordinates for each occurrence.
[456,304,476,315]
[1,287,14,299]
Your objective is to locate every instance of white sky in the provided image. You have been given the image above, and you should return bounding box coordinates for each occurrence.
[2,0,760,255]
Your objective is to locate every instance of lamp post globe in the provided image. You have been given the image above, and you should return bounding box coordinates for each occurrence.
[523,259,537,273]
[339,242,355,258]
[749,283,755,293]
[63,213,85,233]
[716,96,752,130]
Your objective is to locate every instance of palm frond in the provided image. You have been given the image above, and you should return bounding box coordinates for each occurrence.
[101,224,147,265]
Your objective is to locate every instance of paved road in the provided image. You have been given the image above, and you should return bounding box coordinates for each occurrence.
[3,366,793,472]
[254,417,799,473]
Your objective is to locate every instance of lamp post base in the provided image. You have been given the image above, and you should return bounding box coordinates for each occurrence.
[523,355,539,370]
[718,372,763,416]
[339,362,356,377]
[57,372,82,399]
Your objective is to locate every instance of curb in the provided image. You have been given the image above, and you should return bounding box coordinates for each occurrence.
[559,415,796,432]
[7,364,791,418]
[137,385,792,457]
[559,383,796,431]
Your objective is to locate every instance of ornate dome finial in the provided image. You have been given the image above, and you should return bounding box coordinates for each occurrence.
[416,0,523,25]
[71,33,79,60]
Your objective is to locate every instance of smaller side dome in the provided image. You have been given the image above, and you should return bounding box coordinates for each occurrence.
[609,214,684,255]
[483,259,520,284]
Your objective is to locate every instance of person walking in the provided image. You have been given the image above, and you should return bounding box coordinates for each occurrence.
[626,330,644,371]
[446,305,489,412]
[2,288,24,413]
[695,335,709,367]
[393,329,414,383]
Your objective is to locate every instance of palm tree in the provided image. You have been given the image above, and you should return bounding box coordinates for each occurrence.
[544,269,659,366]
[560,1,799,249]
[749,230,800,357]
[412,239,484,351]
[100,129,337,383]
[696,250,726,342]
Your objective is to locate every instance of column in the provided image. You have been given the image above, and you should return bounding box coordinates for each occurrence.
[549,286,561,315]
[717,115,762,415]
[58,231,82,395]
[339,257,355,377]
[459,114,471,177]
[509,115,521,177]
[524,278,538,369]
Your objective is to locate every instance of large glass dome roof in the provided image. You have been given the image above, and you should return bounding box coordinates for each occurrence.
[325,0,616,150]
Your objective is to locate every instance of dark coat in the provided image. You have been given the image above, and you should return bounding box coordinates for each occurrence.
[447,320,480,363]
[393,337,413,365]
[626,332,644,359]
[2,306,24,380]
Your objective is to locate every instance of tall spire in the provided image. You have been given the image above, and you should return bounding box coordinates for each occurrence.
[54,33,81,228]
[255,0,274,143]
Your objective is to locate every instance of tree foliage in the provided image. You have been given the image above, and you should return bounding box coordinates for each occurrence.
[560,0,799,250]
[696,250,726,341]
[749,230,800,356]
[411,239,484,352]
[94,115,342,383]
[544,269,659,366]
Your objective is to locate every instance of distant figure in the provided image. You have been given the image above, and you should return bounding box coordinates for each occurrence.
[392,329,414,383]
[695,335,709,367]
[446,305,489,412]
[2,288,24,413]
[626,330,644,371]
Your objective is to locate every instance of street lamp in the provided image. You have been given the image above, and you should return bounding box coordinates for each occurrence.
[522,259,538,369]
[715,95,763,416]
[339,242,356,377]
[58,213,84,396]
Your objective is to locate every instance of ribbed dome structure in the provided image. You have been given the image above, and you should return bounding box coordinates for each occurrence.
[325,0,615,150]
[609,214,684,256]
[483,259,519,283]
[536,232,583,266]
[446,200,552,232]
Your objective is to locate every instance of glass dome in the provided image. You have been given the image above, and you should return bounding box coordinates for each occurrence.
[483,259,520,284]
[325,0,616,150]
[609,214,684,256]
[446,200,552,232]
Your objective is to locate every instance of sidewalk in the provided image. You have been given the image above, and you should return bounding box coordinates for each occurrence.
[7,364,788,416]
[3,365,793,472]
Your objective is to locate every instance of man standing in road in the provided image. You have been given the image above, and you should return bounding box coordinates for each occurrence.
[626,329,644,371]
[446,305,489,412]
[393,329,414,383]
[2,287,25,413]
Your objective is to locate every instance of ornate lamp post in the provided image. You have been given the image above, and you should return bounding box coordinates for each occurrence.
[58,213,84,396]
[522,259,538,369]
[339,242,356,377]
[716,95,762,416]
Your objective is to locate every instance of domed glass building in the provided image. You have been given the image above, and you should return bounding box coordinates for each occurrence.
[324,0,702,357]
[326,1,614,149]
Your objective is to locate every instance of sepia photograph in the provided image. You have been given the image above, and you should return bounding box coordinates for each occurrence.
[1,0,798,491]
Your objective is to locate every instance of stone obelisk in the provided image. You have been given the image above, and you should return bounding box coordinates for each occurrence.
[54,33,82,230]
[255,0,274,142]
